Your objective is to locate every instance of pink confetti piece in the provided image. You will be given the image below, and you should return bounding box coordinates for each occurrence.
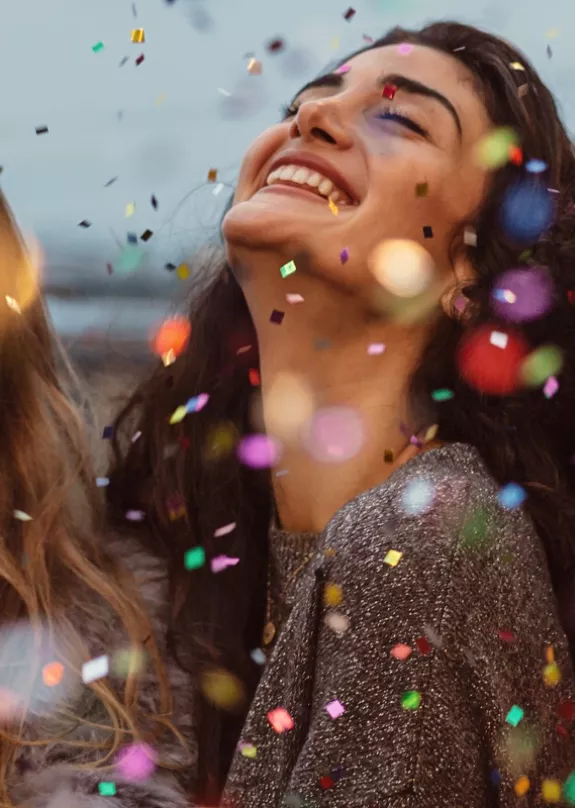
[368,343,385,355]
[325,699,345,719]
[267,707,294,733]
[543,375,559,399]
[336,64,351,74]
[391,643,413,660]
[214,522,237,537]
[211,555,240,573]
[286,293,304,304]
[398,43,414,55]
[115,743,157,781]
[125,510,145,521]
[340,247,349,263]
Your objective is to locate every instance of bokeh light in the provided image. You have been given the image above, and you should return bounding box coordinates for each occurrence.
[458,325,529,395]
[300,406,365,463]
[151,316,191,358]
[401,478,434,515]
[237,433,283,468]
[201,668,245,710]
[369,240,435,298]
[116,742,157,782]
[491,267,554,322]
[264,372,315,442]
[520,344,563,387]
[499,180,556,244]
[474,127,518,169]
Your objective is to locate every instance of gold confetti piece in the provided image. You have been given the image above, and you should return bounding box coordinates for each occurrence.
[543,662,561,687]
[177,263,190,280]
[541,779,562,802]
[247,58,262,75]
[14,510,32,521]
[5,296,21,314]
[240,744,258,759]
[328,198,339,216]
[546,645,555,664]
[125,202,136,217]
[331,37,340,49]
[162,349,176,367]
[510,61,525,71]
[518,84,529,98]
[424,424,439,443]
[384,549,403,567]
[324,583,343,608]
[131,28,145,43]
[207,168,218,182]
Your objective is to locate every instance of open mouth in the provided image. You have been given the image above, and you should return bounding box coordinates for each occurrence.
[264,164,357,207]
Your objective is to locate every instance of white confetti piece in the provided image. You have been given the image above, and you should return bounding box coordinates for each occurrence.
[490,330,508,349]
[214,522,237,537]
[82,655,109,684]
[13,510,32,521]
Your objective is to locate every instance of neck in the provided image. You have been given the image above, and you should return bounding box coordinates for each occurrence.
[237,251,431,533]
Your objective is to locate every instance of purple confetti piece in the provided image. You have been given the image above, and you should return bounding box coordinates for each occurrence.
[125,510,145,522]
[340,247,349,263]
[211,555,240,573]
[543,376,559,399]
[326,699,345,719]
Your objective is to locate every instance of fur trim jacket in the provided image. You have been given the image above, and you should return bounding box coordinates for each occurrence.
[8,368,196,807]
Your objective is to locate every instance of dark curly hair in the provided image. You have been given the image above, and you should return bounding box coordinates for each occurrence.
[106,20,575,803]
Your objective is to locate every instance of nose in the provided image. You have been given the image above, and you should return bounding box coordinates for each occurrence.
[289,98,354,150]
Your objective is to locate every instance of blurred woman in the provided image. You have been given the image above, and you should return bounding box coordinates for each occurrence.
[0,190,194,806]
[108,20,575,807]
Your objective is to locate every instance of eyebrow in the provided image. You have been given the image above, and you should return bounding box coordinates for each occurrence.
[291,71,463,138]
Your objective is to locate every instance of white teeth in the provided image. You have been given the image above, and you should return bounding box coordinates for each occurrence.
[264,163,351,204]
[292,167,311,183]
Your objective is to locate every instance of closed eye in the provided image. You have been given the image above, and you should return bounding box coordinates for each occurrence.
[376,111,429,138]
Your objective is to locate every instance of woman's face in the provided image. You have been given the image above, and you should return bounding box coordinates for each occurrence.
[222,43,493,293]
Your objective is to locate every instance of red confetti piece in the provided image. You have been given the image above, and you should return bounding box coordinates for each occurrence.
[135,53,145,65]
[509,146,523,166]
[382,83,397,100]
[267,707,294,733]
[249,368,261,386]
[416,637,432,655]
[498,630,516,643]
[343,7,356,20]
[320,775,335,790]
[152,316,191,358]
[458,324,529,395]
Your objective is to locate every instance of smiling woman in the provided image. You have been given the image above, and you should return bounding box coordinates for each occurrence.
[107,19,575,808]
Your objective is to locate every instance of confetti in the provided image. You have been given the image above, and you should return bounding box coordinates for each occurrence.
[102,425,113,439]
[82,655,109,684]
[152,317,191,359]
[286,293,304,304]
[140,229,153,242]
[240,743,258,758]
[35,126,48,135]
[151,194,158,209]
[324,584,343,607]
[543,662,561,687]
[202,668,244,708]
[415,182,428,197]
[544,376,559,399]
[125,203,135,218]
[514,776,530,797]
[339,247,349,263]
[526,159,547,174]
[398,43,414,55]
[13,510,32,521]
[184,547,206,570]
[391,643,412,660]
[401,479,434,515]
[211,555,240,573]
[383,449,394,463]
[135,54,145,66]
[207,168,218,182]
[177,263,190,280]
[325,612,349,634]
[475,127,518,169]
[116,743,156,782]
[541,779,562,803]
[464,226,477,246]
[247,58,262,75]
[42,662,64,687]
[131,28,145,43]
[249,368,260,386]
[521,345,563,387]
[368,343,385,355]
[489,330,508,349]
[382,83,397,100]
[326,699,345,719]
[266,38,285,54]
[336,64,351,74]
[416,636,432,655]
[214,522,236,537]
[250,648,266,665]
[328,198,339,215]
[423,225,433,238]
[384,549,403,567]
[401,690,421,710]
[510,61,525,71]
[267,707,294,733]
[99,783,117,796]
[343,7,356,21]
[505,704,524,726]
[280,260,297,278]
[431,388,453,401]
[78,220,92,228]
[270,309,285,325]
[104,177,118,187]
[92,42,104,53]
[5,296,20,314]
[125,510,144,521]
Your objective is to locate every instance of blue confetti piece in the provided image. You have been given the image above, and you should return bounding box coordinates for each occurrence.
[498,483,526,510]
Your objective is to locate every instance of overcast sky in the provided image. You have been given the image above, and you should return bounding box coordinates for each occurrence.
[1,0,573,339]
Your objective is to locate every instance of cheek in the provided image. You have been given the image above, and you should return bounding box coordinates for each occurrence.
[234,126,287,202]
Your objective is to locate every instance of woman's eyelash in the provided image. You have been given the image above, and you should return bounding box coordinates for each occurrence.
[377,106,428,137]
[281,103,299,119]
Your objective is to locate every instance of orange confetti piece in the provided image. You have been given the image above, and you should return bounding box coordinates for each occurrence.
[42,662,64,687]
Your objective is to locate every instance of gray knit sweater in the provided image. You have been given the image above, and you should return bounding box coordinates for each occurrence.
[223,443,575,807]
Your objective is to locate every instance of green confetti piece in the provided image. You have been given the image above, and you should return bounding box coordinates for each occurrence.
[401,690,421,710]
[520,344,563,387]
[184,546,206,570]
[92,42,104,53]
[431,388,454,402]
[280,260,297,278]
[459,505,496,552]
[563,771,575,804]
[505,704,524,727]
[169,405,188,425]
[114,245,144,274]
[98,782,116,796]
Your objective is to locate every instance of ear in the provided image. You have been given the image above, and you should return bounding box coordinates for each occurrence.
[440,245,477,319]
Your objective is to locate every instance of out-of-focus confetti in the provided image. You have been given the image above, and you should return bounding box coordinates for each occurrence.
[116,743,156,782]
[343,7,356,21]
[14,510,32,521]
[42,662,64,687]
[82,655,109,684]
[267,707,294,733]
[98,783,117,796]
[92,42,104,53]
[184,547,206,570]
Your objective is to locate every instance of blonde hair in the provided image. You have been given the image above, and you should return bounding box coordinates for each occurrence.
[0,191,177,803]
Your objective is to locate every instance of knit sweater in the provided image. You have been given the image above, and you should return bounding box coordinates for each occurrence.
[223,442,575,807]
